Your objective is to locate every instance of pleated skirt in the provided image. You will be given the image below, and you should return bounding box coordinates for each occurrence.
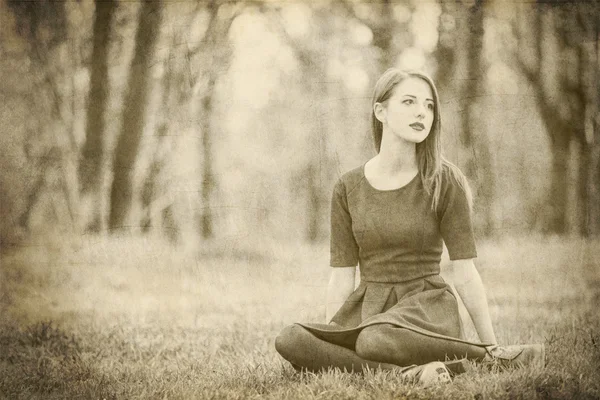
[298,274,491,350]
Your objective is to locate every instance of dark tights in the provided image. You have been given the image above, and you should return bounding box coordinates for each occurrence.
[275,323,487,373]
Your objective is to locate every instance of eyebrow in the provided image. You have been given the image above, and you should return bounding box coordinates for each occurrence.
[402,94,434,102]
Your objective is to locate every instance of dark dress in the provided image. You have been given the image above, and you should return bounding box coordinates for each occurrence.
[298,163,492,351]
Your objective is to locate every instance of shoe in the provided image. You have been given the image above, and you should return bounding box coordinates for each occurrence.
[401,361,452,388]
[484,344,545,370]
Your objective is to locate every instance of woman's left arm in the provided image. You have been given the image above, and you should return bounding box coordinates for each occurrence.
[446,258,498,345]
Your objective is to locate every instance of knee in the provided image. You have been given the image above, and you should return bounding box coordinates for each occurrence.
[355,325,388,362]
[355,325,412,365]
[275,324,305,360]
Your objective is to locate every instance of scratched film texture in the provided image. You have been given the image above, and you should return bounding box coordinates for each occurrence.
[1,1,599,399]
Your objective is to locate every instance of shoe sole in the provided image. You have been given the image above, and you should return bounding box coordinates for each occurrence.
[417,361,452,387]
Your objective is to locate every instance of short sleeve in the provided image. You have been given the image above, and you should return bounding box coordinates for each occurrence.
[330,179,359,267]
[438,172,478,260]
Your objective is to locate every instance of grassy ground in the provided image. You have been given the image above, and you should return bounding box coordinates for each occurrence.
[1,234,599,399]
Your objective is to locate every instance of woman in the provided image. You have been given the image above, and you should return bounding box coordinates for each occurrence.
[275,69,545,386]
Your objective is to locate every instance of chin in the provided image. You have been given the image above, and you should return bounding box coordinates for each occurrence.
[391,130,430,144]
[406,133,429,144]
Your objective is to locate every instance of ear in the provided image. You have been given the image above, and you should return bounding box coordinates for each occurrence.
[373,102,387,124]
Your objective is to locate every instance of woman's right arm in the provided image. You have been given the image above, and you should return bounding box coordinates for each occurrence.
[326,266,356,323]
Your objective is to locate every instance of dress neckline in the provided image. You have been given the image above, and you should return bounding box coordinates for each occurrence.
[361,162,420,192]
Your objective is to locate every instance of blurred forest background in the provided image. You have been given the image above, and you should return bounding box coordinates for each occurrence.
[0,0,599,250]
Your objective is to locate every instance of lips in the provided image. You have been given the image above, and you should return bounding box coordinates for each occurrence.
[410,122,425,131]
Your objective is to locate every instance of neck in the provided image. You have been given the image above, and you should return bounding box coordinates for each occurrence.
[376,129,418,173]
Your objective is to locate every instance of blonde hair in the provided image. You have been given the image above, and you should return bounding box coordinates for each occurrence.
[370,68,473,211]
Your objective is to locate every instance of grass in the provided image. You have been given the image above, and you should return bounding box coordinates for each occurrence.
[1,233,599,399]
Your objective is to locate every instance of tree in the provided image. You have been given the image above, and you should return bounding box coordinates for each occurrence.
[186,0,249,239]
[515,2,600,235]
[2,0,86,243]
[79,0,116,232]
[139,6,199,242]
[109,1,162,231]
[434,0,495,236]
[461,0,495,236]
[591,12,600,236]
[268,5,333,242]
[570,3,600,237]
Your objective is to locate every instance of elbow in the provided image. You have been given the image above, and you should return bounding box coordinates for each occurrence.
[328,267,356,293]
[447,258,477,287]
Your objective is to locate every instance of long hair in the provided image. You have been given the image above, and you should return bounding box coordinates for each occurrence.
[370,68,472,211]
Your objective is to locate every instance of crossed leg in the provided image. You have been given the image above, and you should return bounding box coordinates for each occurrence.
[275,324,398,373]
[355,324,487,366]
[275,323,488,372]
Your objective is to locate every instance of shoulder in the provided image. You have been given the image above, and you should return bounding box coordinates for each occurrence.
[440,161,470,192]
[334,164,365,195]
[438,161,473,210]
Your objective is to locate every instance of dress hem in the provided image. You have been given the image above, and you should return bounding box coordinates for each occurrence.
[297,320,493,348]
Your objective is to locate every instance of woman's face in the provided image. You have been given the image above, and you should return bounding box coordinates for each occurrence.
[376,77,435,144]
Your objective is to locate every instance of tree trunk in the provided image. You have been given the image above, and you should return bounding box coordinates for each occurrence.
[434,1,457,92]
[197,2,219,241]
[462,0,495,236]
[140,35,176,238]
[306,164,320,242]
[79,0,115,232]
[540,4,589,235]
[18,171,47,230]
[195,1,239,239]
[577,4,600,237]
[109,1,162,231]
[578,140,600,237]
[590,141,600,236]
[518,4,571,234]
[305,91,328,243]
[461,1,483,152]
[200,81,215,239]
[140,123,167,234]
[546,132,570,233]
[589,16,600,236]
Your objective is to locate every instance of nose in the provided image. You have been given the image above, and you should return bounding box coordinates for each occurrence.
[415,105,425,119]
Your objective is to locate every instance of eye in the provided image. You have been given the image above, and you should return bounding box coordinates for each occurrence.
[427,103,434,111]
[402,99,414,105]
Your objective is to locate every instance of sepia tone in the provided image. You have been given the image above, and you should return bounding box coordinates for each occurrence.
[0,0,599,398]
